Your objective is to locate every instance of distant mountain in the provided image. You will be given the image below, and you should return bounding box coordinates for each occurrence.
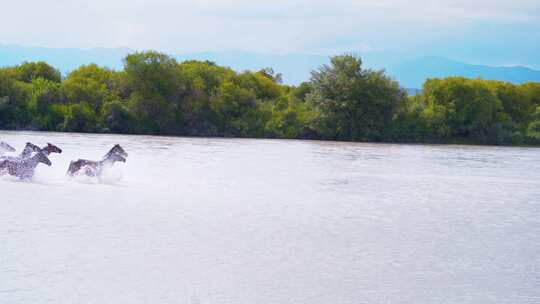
[0,44,129,73]
[175,51,330,85]
[174,50,412,85]
[1,45,540,89]
[386,56,540,88]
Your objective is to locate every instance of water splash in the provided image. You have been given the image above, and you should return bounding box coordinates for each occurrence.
[67,164,124,184]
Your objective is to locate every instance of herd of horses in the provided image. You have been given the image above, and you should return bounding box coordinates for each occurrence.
[0,141,128,181]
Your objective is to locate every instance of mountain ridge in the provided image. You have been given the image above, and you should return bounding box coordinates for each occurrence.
[1,44,539,89]
[386,56,540,88]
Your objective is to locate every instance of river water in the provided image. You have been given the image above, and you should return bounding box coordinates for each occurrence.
[1,130,539,304]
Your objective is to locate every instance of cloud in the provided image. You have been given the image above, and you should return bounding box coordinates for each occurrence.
[0,0,538,66]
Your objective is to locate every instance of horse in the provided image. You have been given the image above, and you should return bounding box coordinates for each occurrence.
[1,142,62,161]
[68,153,126,177]
[0,142,40,161]
[67,144,127,177]
[0,141,16,155]
[0,151,52,180]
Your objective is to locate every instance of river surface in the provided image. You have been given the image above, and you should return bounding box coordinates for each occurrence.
[1,130,539,304]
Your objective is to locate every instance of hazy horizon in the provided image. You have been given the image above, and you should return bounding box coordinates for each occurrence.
[1,0,539,68]
[0,43,538,69]
[3,43,540,88]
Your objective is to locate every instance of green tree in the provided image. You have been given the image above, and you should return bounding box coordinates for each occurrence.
[15,62,61,83]
[266,96,317,138]
[124,52,182,134]
[0,52,539,146]
[29,77,63,129]
[210,80,259,136]
[307,54,406,141]
[61,102,98,132]
[176,60,234,135]
[418,78,509,143]
[62,64,120,112]
[526,104,540,141]
[101,100,135,133]
[491,81,531,126]
[0,69,31,128]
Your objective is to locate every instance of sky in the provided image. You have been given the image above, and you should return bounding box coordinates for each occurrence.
[1,0,539,67]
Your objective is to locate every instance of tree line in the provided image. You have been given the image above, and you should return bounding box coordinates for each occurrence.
[1,51,539,145]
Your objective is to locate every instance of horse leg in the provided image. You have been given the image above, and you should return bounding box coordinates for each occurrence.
[0,161,6,176]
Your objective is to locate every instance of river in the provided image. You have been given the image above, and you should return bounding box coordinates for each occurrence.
[1,130,539,303]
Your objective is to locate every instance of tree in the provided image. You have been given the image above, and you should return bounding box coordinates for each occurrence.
[307,54,406,141]
[29,77,63,129]
[16,62,61,83]
[62,64,121,112]
[124,52,183,134]
[0,69,31,128]
[266,96,317,139]
[101,100,135,133]
[176,60,234,135]
[0,52,539,146]
[491,81,531,125]
[210,80,258,136]
[525,102,540,141]
[418,78,513,144]
[61,102,98,132]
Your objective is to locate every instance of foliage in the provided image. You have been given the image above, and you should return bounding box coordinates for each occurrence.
[101,100,135,133]
[62,64,120,112]
[61,102,98,133]
[0,52,539,146]
[29,77,63,129]
[14,61,62,83]
[306,54,407,141]
[0,69,32,128]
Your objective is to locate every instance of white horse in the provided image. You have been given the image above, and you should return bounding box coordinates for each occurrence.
[0,150,52,180]
[67,145,127,177]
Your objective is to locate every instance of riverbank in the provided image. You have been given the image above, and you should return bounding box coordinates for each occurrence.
[3,128,540,149]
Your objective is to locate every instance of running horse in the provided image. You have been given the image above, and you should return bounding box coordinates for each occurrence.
[0,141,16,155]
[0,150,52,180]
[21,142,62,158]
[67,144,128,177]
[1,142,62,161]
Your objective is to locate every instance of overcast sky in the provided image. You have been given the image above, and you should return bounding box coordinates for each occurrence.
[1,0,539,66]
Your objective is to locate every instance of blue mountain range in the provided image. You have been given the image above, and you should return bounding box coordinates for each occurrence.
[2,44,540,89]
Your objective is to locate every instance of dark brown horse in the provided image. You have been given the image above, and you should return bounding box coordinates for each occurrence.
[0,151,52,180]
[67,144,127,177]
